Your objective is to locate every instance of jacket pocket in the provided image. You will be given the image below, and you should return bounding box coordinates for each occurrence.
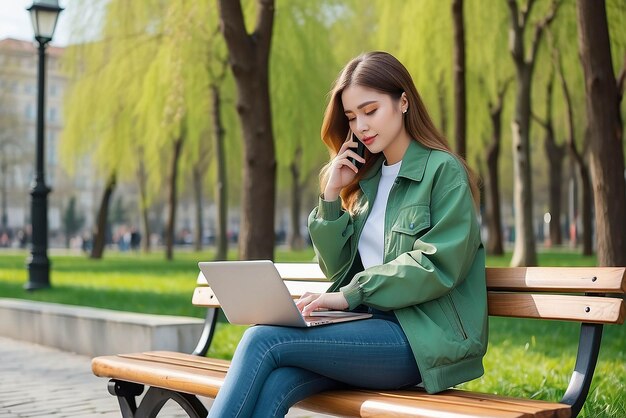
[439,293,468,340]
[390,205,430,255]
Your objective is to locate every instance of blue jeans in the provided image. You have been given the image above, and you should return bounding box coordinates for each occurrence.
[208,312,421,418]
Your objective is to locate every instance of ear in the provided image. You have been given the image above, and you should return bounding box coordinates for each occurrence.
[400,92,409,113]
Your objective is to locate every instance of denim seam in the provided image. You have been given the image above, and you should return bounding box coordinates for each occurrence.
[233,348,279,418]
[271,374,331,416]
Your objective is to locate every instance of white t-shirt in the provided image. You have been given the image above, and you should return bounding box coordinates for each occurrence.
[358,160,402,269]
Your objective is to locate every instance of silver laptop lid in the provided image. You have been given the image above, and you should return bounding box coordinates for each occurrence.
[198,260,308,327]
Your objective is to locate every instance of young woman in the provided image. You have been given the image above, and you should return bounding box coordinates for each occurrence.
[208,51,488,418]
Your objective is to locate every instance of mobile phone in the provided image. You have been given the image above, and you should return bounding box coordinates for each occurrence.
[348,133,365,169]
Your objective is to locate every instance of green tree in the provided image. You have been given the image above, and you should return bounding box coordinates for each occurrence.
[109,195,127,225]
[577,0,626,266]
[482,77,513,256]
[271,0,344,250]
[208,65,230,260]
[506,0,560,267]
[218,0,277,260]
[61,1,152,258]
[91,174,116,258]
[532,66,566,247]
[63,1,219,260]
[62,196,85,248]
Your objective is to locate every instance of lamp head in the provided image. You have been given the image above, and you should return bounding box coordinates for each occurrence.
[27,0,64,44]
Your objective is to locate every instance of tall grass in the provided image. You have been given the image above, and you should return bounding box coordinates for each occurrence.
[0,248,622,417]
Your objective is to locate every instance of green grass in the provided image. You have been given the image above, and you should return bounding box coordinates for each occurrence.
[0,248,623,417]
[0,248,317,317]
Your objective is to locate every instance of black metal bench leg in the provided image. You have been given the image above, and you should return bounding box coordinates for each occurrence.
[108,379,208,418]
[560,322,604,418]
[193,307,220,356]
[135,387,208,418]
[108,380,144,418]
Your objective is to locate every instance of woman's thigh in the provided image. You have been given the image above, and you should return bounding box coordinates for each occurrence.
[241,318,421,389]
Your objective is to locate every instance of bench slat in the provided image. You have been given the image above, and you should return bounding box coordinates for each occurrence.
[486,267,626,293]
[272,265,626,294]
[196,264,329,285]
[192,281,333,307]
[360,397,532,418]
[193,285,624,324]
[198,265,626,294]
[275,263,328,281]
[119,352,230,373]
[406,389,569,418]
[92,354,225,398]
[488,293,625,324]
[299,388,571,418]
[441,390,570,418]
[192,287,220,307]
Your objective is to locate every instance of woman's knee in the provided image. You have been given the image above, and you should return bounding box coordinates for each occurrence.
[236,325,297,360]
[239,325,279,349]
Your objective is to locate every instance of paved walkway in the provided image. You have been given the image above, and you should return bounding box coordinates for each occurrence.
[0,337,330,417]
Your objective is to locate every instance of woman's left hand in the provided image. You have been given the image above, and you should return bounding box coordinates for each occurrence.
[296,292,349,316]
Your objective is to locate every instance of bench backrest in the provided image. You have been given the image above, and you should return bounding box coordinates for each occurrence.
[194,264,626,325]
[192,263,625,417]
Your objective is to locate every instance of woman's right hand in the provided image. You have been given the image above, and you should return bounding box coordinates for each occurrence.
[323,134,365,201]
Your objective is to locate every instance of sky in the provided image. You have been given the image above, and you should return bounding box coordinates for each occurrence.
[0,0,72,46]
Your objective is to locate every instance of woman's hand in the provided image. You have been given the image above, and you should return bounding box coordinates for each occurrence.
[323,134,365,201]
[296,292,349,316]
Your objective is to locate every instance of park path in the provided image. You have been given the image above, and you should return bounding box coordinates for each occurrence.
[0,336,331,417]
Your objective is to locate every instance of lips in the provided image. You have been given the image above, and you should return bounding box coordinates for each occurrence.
[361,135,377,145]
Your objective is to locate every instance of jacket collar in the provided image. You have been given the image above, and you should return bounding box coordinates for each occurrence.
[361,139,431,183]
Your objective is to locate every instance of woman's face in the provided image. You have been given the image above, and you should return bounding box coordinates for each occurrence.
[341,84,410,164]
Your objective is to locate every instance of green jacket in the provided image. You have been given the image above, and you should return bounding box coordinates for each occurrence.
[307,140,488,394]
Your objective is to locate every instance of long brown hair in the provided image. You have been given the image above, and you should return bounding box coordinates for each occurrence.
[319,51,480,213]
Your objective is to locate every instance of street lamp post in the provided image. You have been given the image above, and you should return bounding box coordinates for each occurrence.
[24,0,63,291]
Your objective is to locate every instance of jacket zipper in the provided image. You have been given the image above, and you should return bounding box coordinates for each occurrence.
[445,294,467,340]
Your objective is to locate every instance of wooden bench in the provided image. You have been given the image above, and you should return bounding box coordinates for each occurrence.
[92,264,626,417]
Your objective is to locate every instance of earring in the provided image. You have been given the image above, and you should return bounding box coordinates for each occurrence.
[403,108,408,114]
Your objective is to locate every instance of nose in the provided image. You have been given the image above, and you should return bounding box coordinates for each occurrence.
[355,116,369,133]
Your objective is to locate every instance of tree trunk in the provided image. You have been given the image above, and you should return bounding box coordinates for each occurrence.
[577,0,626,266]
[218,0,276,261]
[580,160,593,256]
[484,83,508,256]
[211,84,228,261]
[510,66,537,266]
[506,0,558,266]
[137,157,151,253]
[567,135,594,257]
[554,35,593,256]
[90,172,116,259]
[546,141,565,247]
[165,137,184,261]
[193,164,204,252]
[452,0,466,159]
[289,146,304,251]
[537,73,565,247]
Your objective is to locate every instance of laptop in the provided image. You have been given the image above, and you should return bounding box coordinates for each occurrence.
[197,260,372,327]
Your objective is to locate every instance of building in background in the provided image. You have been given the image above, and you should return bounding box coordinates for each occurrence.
[0,37,99,247]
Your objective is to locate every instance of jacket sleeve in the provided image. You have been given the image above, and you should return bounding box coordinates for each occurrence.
[307,195,355,282]
[340,180,481,311]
